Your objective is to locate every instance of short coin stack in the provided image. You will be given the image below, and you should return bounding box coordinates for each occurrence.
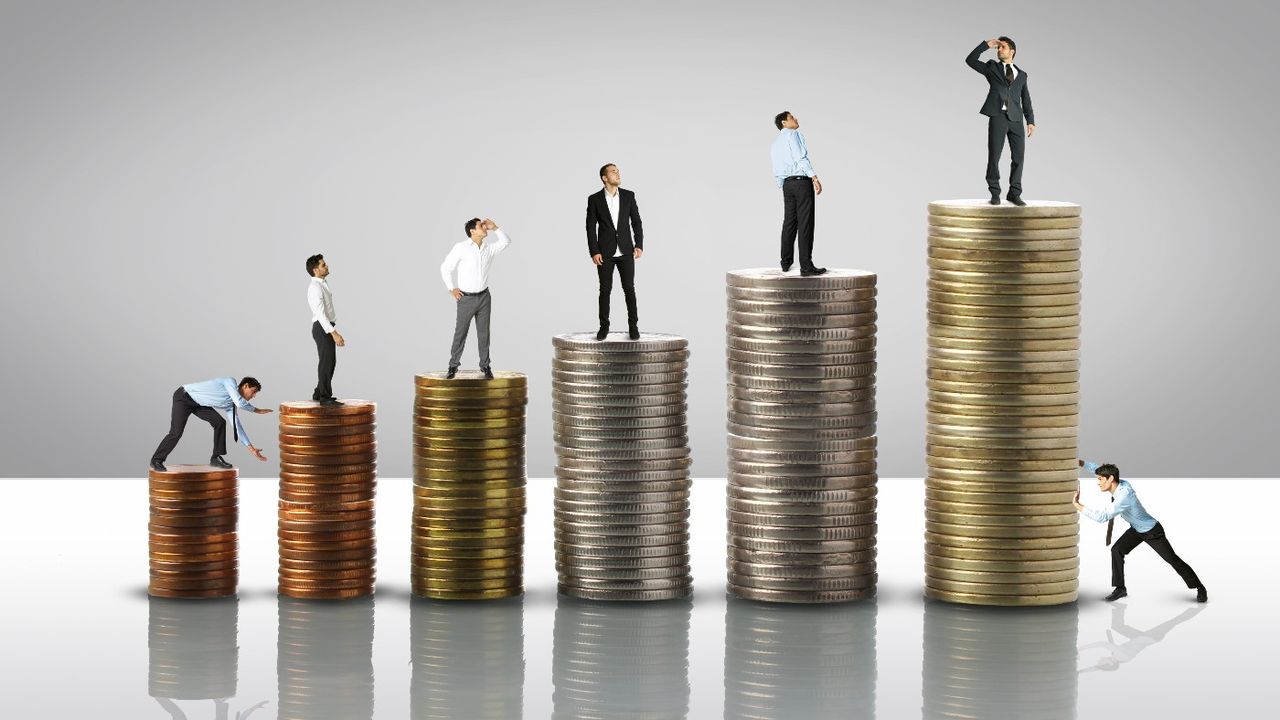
[148,464,239,599]
[411,598,525,720]
[277,597,376,720]
[552,332,693,602]
[925,200,1082,607]
[725,269,879,603]
[413,371,527,601]
[278,400,378,600]
[148,597,239,702]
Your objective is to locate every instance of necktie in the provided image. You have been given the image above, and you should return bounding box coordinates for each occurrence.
[1005,63,1014,84]
[231,403,239,444]
[1105,495,1115,546]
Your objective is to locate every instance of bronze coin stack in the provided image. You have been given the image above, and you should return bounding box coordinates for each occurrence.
[413,371,527,600]
[277,596,376,720]
[149,464,239,599]
[411,598,525,720]
[148,596,239,701]
[278,400,378,600]
[925,199,1082,607]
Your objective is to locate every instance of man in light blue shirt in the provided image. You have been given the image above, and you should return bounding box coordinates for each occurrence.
[770,111,826,276]
[150,377,273,471]
[1074,460,1206,602]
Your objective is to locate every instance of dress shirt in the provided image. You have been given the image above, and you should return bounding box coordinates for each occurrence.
[604,189,622,257]
[1081,461,1158,533]
[307,277,337,333]
[182,377,256,448]
[440,228,512,292]
[771,128,816,187]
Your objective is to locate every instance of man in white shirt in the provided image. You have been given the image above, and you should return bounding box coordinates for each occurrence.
[306,254,345,406]
[440,218,511,379]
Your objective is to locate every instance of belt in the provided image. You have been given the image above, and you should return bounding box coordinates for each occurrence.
[460,288,490,296]
[783,175,810,182]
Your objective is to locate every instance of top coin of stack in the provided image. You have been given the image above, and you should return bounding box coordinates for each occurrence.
[413,371,528,601]
[278,400,378,600]
[149,464,239,599]
[925,200,1082,607]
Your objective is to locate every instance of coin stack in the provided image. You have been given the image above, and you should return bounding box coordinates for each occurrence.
[411,598,525,720]
[925,200,1082,607]
[724,597,877,719]
[277,597,376,720]
[149,464,239,599]
[148,596,239,701]
[413,371,527,600]
[725,269,879,604]
[552,599,692,720]
[278,400,378,600]
[552,332,693,602]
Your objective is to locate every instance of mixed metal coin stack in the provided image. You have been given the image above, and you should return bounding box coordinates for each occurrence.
[147,597,239,702]
[277,400,378,600]
[552,332,694,601]
[277,597,376,720]
[725,269,879,603]
[148,464,239,599]
[925,200,1082,607]
[411,598,525,720]
[413,371,528,601]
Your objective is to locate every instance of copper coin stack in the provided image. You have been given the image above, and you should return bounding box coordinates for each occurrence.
[278,400,378,600]
[411,598,525,720]
[925,200,1082,607]
[413,371,527,600]
[148,596,239,701]
[277,596,376,720]
[149,464,239,599]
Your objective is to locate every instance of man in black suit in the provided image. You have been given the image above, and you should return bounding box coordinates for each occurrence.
[966,37,1036,206]
[585,163,644,340]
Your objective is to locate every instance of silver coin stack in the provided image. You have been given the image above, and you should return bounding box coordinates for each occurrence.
[552,332,694,601]
[726,269,879,604]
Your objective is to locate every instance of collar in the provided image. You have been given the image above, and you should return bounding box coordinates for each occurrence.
[311,276,328,286]
[604,186,620,198]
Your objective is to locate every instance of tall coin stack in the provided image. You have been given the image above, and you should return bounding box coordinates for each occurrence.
[148,597,239,701]
[725,269,879,604]
[552,332,693,602]
[149,464,239,599]
[277,597,376,720]
[278,400,378,600]
[413,371,527,601]
[925,200,1082,607]
[411,598,525,720]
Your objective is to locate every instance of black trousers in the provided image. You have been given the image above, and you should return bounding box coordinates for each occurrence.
[597,254,638,328]
[312,321,336,401]
[1111,523,1203,589]
[152,387,226,463]
[986,113,1026,197]
[780,176,816,270]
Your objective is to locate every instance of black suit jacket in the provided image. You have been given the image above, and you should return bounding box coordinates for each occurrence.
[585,188,643,258]
[965,42,1035,125]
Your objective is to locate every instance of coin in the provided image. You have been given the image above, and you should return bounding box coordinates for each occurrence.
[555,349,690,363]
[727,586,875,603]
[727,268,878,289]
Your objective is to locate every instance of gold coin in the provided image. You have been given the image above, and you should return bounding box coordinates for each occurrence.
[928,278,1081,295]
[926,542,1078,561]
[927,520,1078,539]
[928,257,1081,273]
[924,508,1078,525]
[411,587,522,600]
[923,587,1077,606]
[926,468,1079,484]
[925,498,1075,516]
[927,457,1078,474]
[929,289,1081,307]
[928,334,1080,351]
[924,485,1077,503]
[929,246,1081,262]
[928,221,1081,238]
[928,213,1081,229]
[413,417,526,430]
[929,236,1082,253]
[412,408,526,421]
[414,446,525,460]
[925,575,1078,595]
[412,437,525,451]
[924,532,1077,549]
[925,553,1078,573]
[929,322,1079,340]
[927,433,1077,451]
[926,445,1077,461]
[411,545,522,560]
[927,400,1077,417]
[925,564,1079,585]
[928,379,1080,396]
[927,199,1080,218]
[926,412,1077,429]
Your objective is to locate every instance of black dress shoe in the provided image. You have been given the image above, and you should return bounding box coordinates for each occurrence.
[1104,587,1128,601]
[781,262,792,272]
[150,460,166,473]
[596,326,609,341]
[1007,194,1026,206]
[446,367,458,380]
[319,398,344,406]
[482,366,495,380]
[628,326,641,340]
[210,456,233,470]
[800,267,828,277]
[1196,585,1208,603]
[989,194,1001,205]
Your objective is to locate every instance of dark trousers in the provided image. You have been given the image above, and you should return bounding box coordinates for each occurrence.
[152,387,226,463]
[1111,523,1203,589]
[449,289,492,370]
[986,113,1026,197]
[312,321,336,401]
[780,176,816,270]
[597,254,638,329]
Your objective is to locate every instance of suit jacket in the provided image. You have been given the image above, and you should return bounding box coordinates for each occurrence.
[965,42,1035,125]
[585,188,643,258]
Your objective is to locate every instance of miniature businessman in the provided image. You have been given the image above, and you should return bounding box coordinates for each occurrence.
[770,111,826,276]
[585,163,644,341]
[150,377,272,471]
[440,218,511,380]
[306,254,345,406]
[1074,460,1207,602]
[965,37,1036,206]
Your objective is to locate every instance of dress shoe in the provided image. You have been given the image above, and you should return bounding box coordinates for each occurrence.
[319,398,344,407]
[800,267,828,277]
[482,366,495,380]
[1196,585,1208,603]
[1104,587,1128,601]
[150,460,166,473]
[210,456,233,470]
[446,367,458,380]
[596,326,609,341]
[781,262,793,272]
[628,326,641,340]
[989,193,1001,205]
[1007,194,1026,206]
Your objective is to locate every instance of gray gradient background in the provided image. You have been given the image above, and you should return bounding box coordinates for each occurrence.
[2,0,1276,478]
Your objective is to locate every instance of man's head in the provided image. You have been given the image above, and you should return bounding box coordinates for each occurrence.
[465,218,487,241]
[306,254,328,278]
[1094,463,1120,493]
[599,163,620,188]
[238,377,262,401]
[774,111,799,130]
[997,36,1017,63]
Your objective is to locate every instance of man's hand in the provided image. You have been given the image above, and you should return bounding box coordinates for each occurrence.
[451,288,463,301]
[1072,489,1085,511]
[483,218,498,231]
[249,446,267,462]
[592,254,604,266]
[1078,459,1085,468]
[254,407,273,415]
[332,331,345,347]
[633,248,643,259]
[812,177,823,196]
[987,38,1000,48]
[1027,123,1036,138]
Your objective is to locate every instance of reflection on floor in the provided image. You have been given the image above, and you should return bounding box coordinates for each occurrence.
[276,597,375,720]
[412,596,525,719]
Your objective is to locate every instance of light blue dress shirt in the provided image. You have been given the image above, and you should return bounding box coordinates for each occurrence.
[183,377,257,448]
[1081,461,1158,533]
[771,128,816,187]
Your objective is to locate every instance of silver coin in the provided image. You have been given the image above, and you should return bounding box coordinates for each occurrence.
[727,584,876,603]
[557,575,692,590]
[728,460,877,478]
[727,413,877,431]
[728,561,876,579]
[558,584,693,601]
[553,359,688,375]
[727,573,875,591]
[728,536,877,554]
[729,523,877,542]
[727,268,878,289]
[555,520,689,536]
[728,311,878,329]
[727,433,878,452]
[555,531,691,548]
[555,467,691,482]
[728,325,876,342]
[728,475,878,493]
[555,435,689,450]
[728,486,878,503]
[555,479,691,494]
[726,349,876,367]
[556,456,693,472]
[553,403,688,419]
[728,447,876,465]
[558,564,691,581]
[727,299,877,315]
[726,336,877,355]
[554,413,686,429]
[554,553,690,569]
[729,376,876,392]
[555,542,690,559]
[728,362,877,380]
[553,424,688,441]
[727,495,877,514]
[555,488,690,504]
[730,400,876,419]
[555,447,691,462]
[553,332,688,352]
[727,387,876,407]
[726,423,877,441]
[727,285,877,302]
[554,392,686,408]
[728,510,876,527]
[728,547,876,565]
[552,381,686,397]
[554,500,689,516]
[554,369,687,385]
[555,347,690,363]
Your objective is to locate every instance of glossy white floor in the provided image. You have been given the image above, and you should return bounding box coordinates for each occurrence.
[1,477,1271,718]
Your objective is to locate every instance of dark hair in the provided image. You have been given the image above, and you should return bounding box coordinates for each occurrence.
[999,36,1017,57]
[464,218,482,237]
[774,111,791,130]
[1095,463,1120,481]
[599,164,615,183]
[238,377,262,392]
[305,254,324,277]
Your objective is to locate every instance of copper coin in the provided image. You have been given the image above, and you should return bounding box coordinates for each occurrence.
[279,400,376,416]
[277,423,376,438]
[279,547,375,561]
[148,586,236,599]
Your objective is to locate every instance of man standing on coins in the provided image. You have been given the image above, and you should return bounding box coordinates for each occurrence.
[306,253,345,406]
[966,37,1036,206]
[585,163,644,340]
[440,218,511,380]
[150,377,272,471]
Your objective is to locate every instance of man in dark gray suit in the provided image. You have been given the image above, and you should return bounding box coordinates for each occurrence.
[966,37,1036,206]
[585,163,644,340]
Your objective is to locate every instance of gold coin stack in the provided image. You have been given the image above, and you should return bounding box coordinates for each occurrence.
[277,597,376,720]
[925,199,1082,606]
[413,371,528,600]
[148,597,239,701]
[411,598,525,719]
[149,464,239,599]
[278,400,378,600]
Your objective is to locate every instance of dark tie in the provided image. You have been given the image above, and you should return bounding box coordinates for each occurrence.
[231,403,239,444]
[1105,495,1115,546]
[1005,63,1014,84]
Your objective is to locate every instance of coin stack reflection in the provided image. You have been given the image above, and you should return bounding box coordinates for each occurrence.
[552,332,693,601]
[552,599,691,720]
[411,598,525,720]
[725,269,879,603]
[148,597,239,701]
[277,597,376,720]
[149,464,239,599]
[413,371,527,600]
[925,200,1082,607]
[278,400,378,600]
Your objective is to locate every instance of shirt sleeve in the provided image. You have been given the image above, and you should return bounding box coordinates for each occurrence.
[1083,485,1134,524]
[223,377,257,413]
[440,245,461,291]
[488,228,511,254]
[792,132,815,177]
[1082,460,1100,475]
[307,282,334,334]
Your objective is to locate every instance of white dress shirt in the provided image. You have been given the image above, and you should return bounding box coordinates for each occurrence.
[604,189,622,257]
[307,277,337,333]
[440,228,512,292]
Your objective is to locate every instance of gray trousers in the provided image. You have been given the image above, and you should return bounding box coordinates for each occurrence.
[449,289,491,369]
